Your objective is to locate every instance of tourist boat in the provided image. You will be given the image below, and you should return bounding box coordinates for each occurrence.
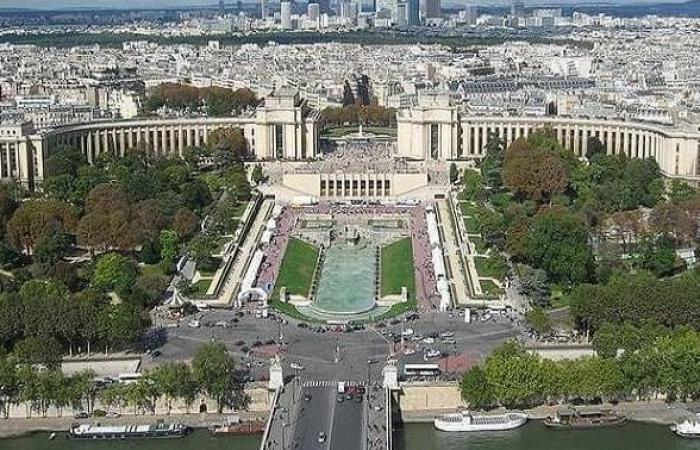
[434,411,528,432]
[544,409,626,429]
[68,421,190,439]
[671,414,700,438]
[209,417,265,436]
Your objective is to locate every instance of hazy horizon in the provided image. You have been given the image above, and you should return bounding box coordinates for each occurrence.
[0,0,691,10]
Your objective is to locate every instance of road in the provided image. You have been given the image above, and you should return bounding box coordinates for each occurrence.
[291,387,335,450]
[146,308,516,382]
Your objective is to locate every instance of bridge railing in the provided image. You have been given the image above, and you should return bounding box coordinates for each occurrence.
[259,387,281,450]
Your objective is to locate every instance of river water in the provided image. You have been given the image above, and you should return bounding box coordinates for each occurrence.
[0,422,695,450]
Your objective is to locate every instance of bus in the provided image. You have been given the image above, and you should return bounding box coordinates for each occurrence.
[403,364,441,378]
[118,373,143,384]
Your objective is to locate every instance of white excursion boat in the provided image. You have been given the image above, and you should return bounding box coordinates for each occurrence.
[671,415,700,438]
[434,411,528,432]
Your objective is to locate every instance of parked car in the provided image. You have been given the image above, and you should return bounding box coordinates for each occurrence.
[73,411,89,419]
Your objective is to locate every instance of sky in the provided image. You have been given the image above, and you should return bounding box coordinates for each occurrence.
[0,0,688,9]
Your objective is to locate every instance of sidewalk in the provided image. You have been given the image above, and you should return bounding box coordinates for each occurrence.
[0,411,268,438]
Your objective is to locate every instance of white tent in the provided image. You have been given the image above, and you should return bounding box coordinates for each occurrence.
[266,219,277,231]
[164,287,186,308]
[431,247,446,279]
[436,277,451,312]
[425,211,440,247]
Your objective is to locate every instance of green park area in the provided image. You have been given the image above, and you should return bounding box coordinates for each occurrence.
[380,237,416,298]
[273,237,319,298]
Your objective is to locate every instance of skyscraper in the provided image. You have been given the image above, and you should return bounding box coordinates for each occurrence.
[261,0,269,18]
[407,0,419,25]
[396,2,407,28]
[281,1,292,29]
[308,2,320,20]
[424,0,440,19]
[511,0,524,18]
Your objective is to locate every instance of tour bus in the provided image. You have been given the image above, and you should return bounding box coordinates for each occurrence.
[403,364,441,378]
[118,373,144,384]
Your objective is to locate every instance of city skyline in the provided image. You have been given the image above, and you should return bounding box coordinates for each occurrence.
[0,0,692,11]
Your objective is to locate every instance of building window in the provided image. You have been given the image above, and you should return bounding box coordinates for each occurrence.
[275,124,284,159]
[430,124,439,160]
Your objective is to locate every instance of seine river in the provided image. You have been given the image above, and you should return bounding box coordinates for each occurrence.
[0,422,695,450]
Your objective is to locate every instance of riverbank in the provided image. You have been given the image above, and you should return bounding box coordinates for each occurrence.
[397,399,693,426]
[0,412,267,439]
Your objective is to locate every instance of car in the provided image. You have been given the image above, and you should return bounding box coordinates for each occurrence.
[344,393,353,401]
[187,320,200,328]
[235,340,246,346]
[401,328,414,337]
[403,348,416,356]
[424,349,441,358]
[304,393,312,401]
[73,411,89,419]
[336,394,344,403]
[439,332,455,339]
[422,337,435,344]
[367,357,378,364]
[354,394,363,403]
[106,411,121,418]
[215,321,229,328]
[317,431,326,443]
[290,362,305,371]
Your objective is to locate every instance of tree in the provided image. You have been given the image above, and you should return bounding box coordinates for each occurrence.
[251,164,264,185]
[149,363,194,415]
[14,336,63,368]
[33,229,72,269]
[98,303,143,352]
[479,133,505,190]
[525,308,553,336]
[171,208,199,240]
[208,127,248,165]
[159,230,180,270]
[524,208,594,286]
[77,184,142,251]
[186,234,219,272]
[585,136,606,160]
[449,163,458,184]
[668,179,697,204]
[6,199,77,254]
[92,253,138,297]
[503,138,569,203]
[192,343,238,413]
[636,235,680,278]
[517,265,550,307]
[459,170,486,202]
[460,366,494,409]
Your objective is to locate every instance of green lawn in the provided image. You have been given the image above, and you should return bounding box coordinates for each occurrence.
[468,235,488,254]
[189,279,212,295]
[463,216,481,233]
[380,238,416,298]
[273,237,319,299]
[479,279,504,298]
[474,254,507,280]
[231,202,248,218]
[458,202,479,217]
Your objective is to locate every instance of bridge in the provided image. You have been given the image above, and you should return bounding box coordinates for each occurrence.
[260,360,396,450]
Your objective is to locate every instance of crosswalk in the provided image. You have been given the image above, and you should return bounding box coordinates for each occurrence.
[300,380,378,388]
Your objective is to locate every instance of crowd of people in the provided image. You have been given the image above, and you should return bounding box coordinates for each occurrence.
[254,202,440,311]
[297,142,413,174]
[256,207,297,291]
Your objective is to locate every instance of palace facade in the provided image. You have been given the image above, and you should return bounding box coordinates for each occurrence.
[2,91,700,189]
